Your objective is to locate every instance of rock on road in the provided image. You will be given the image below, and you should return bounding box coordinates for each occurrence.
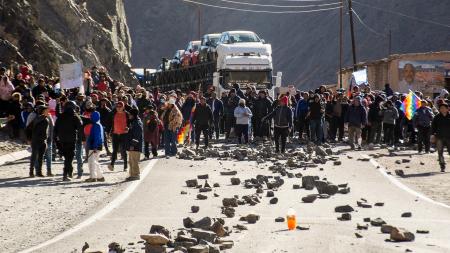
[26,148,450,253]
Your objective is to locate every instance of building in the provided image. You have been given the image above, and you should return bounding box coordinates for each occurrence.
[339,51,450,96]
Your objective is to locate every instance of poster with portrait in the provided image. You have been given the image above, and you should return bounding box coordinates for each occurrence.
[398,61,449,95]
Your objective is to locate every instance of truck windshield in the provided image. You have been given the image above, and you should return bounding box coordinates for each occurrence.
[229,33,261,43]
[222,71,272,89]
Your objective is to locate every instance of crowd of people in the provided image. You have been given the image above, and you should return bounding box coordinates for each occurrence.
[0,64,449,183]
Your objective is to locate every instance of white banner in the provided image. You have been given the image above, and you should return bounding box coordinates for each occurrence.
[59,61,83,90]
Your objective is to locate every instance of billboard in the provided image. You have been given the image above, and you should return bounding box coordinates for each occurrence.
[398,60,450,94]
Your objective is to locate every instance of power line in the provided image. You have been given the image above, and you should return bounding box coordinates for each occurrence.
[182,0,342,13]
[351,8,387,37]
[353,0,450,29]
[211,0,341,8]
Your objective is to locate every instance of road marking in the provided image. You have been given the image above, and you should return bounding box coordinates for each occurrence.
[18,159,159,253]
[361,154,450,210]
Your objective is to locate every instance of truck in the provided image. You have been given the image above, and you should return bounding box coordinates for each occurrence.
[213,31,282,98]
[141,31,281,96]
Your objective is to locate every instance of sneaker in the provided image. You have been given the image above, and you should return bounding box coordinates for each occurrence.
[108,164,114,171]
[84,178,96,182]
[36,173,45,178]
[96,177,105,182]
[125,176,139,181]
[47,172,54,177]
[62,177,71,181]
[440,164,446,172]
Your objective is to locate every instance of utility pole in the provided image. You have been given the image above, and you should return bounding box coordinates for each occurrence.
[197,4,201,39]
[339,0,343,88]
[347,0,357,71]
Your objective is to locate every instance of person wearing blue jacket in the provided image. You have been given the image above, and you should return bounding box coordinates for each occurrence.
[413,100,434,153]
[86,111,104,182]
[295,92,309,140]
[345,96,367,150]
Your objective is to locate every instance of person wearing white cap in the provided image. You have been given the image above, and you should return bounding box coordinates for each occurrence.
[234,99,252,144]
[161,96,183,156]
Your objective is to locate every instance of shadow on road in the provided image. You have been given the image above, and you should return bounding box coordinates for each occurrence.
[403,171,449,178]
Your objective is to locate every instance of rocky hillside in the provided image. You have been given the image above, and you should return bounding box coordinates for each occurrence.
[124,0,450,88]
[0,0,135,84]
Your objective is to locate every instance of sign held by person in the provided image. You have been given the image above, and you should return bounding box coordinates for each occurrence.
[59,61,83,90]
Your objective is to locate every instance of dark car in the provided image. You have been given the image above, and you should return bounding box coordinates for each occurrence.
[199,33,221,63]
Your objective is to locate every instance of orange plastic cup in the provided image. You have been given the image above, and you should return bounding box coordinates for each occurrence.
[286,208,297,230]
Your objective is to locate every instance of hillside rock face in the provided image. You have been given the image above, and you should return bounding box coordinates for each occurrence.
[124,0,450,88]
[0,0,134,84]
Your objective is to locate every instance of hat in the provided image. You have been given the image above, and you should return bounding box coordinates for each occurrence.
[439,103,448,109]
[280,96,289,105]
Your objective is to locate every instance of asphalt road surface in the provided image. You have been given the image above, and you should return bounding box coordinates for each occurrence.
[21,148,450,253]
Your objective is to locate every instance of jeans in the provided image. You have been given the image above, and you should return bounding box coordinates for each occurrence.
[235,124,249,144]
[330,116,344,141]
[417,126,431,152]
[368,121,382,144]
[111,133,127,169]
[348,126,362,147]
[164,130,178,156]
[436,138,450,166]
[60,142,75,178]
[383,123,395,146]
[30,142,47,175]
[297,115,310,139]
[309,119,323,144]
[75,141,83,176]
[274,127,289,153]
[209,117,220,139]
[45,140,52,172]
[195,125,209,147]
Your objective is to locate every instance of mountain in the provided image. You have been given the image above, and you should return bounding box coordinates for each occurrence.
[124,0,450,89]
[0,0,134,83]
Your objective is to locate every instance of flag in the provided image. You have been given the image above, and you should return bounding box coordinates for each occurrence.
[177,122,191,144]
[400,90,421,120]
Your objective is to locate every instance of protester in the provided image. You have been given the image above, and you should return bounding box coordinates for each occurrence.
[86,111,105,182]
[263,96,293,153]
[345,96,367,150]
[414,100,434,153]
[223,89,240,140]
[431,103,450,172]
[193,96,213,149]
[29,105,50,177]
[143,107,162,159]
[234,99,252,144]
[381,100,399,147]
[253,90,272,140]
[307,94,324,144]
[207,92,223,140]
[161,96,183,156]
[126,108,143,180]
[109,101,129,172]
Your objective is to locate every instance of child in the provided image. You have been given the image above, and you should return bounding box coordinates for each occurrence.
[85,111,105,182]
[143,107,162,159]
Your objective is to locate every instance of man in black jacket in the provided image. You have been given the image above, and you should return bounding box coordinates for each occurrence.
[253,90,272,140]
[193,97,213,149]
[263,96,293,153]
[207,93,223,140]
[431,103,450,172]
[29,105,50,177]
[54,101,83,181]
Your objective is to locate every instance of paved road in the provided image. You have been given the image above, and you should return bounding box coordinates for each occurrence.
[29,148,450,253]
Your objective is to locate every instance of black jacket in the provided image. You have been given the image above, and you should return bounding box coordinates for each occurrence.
[253,97,272,119]
[98,106,112,132]
[264,105,293,128]
[193,103,213,127]
[31,115,49,145]
[431,113,450,139]
[126,118,143,152]
[54,108,83,143]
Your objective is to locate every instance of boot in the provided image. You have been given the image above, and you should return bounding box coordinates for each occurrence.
[29,169,35,178]
[441,163,446,172]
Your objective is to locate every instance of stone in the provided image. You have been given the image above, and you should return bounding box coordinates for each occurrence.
[338,187,350,194]
[355,233,363,238]
[197,194,208,200]
[302,176,317,190]
[191,229,217,243]
[275,217,285,222]
[296,226,310,230]
[193,217,212,230]
[204,180,211,188]
[246,214,260,224]
[374,202,384,207]
[181,191,188,195]
[150,225,171,239]
[335,205,354,213]
[266,191,274,197]
[339,213,352,221]
[186,179,198,187]
[211,221,226,237]
[140,234,169,245]
[370,218,386,227]
[234,224,248,230]
[269,197,278,204]
[222,207,235,218]
[199,188,212,193]
[222,198,238,207]
[256,188,264,194]
[315,146,328,157]
[187,245,209,253]
[357,223,368,230]
[401,212,412,218]
[402,159,411,163]
[175,235,197,244]
[220,171,237,176]
[219,241,234,250]
[390,227,415,242]
[213,183,220,187]
[381,224,395,234]
[302,194,317,203]
[333,161,342,166]
[357,201,372,208]
[183,217,194,228]
[191,206,200,213]
[293,184,301,189]
[197,174,209,180]
[230,177,241,185]
[395,160,402,164]
[395,170,405,177]
[325,148,333,155]
[416,230,429,234]
[363,218,371,222]
[295,173,303,178]
[145,244,166,253]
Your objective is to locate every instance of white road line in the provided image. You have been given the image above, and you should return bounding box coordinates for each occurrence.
[361,154,450,210]
[18,159,159,253]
